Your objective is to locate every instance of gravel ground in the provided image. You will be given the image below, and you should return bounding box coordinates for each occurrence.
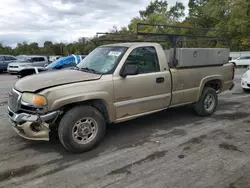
[0,69,250,188]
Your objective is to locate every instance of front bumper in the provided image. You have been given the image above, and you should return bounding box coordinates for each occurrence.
[7,67,24,74]
[8,107,60,141]
[241,78,250,89]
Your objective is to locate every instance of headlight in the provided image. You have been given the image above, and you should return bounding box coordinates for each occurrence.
[243,73,248,78]
[22,93,47,106]
[19,64,27,67]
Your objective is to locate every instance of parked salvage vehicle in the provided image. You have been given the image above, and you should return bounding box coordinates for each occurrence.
[7,23,235,153]
[7,42,235,153]
[7,55,49,74]
[0,55,17,72]
[229,56,250,67]
[17,54,83,78]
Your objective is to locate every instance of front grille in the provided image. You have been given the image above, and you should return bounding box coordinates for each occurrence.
[8,89,21,112]
[20,104,38,114]
[9,66,18,68]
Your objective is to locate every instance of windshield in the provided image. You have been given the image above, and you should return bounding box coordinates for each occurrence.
[16,56,32,63]
[77,46,128,74]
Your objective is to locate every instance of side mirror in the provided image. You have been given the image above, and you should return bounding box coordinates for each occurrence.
[120,64,139,77]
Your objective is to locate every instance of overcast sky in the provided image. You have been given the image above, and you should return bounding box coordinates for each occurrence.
[0,0,188,47]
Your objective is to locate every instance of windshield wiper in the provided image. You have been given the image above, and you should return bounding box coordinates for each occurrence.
[80,67,102,74]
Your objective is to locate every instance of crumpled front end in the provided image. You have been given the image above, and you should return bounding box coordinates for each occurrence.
[8,107,60,141]
[7,88,60,141]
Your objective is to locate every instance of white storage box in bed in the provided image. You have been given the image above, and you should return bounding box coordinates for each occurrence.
[165,48,230,68]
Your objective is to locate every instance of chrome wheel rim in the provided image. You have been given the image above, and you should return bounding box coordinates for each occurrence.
[204,94,215,112]
[72,117,98,144]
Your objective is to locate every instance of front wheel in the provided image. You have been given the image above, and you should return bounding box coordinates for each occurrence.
[58,105,106,153]
[194,87,218,117]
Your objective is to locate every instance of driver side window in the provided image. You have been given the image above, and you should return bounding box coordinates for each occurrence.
[125,46,160,74]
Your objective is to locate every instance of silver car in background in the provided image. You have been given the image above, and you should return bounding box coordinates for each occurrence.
[7,55,49,74]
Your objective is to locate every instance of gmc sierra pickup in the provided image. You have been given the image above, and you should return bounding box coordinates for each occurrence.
[7,42,235,153]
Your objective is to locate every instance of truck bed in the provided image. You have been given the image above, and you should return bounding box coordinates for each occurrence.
[169,63,234,107]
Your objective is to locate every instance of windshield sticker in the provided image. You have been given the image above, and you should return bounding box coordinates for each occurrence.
[108,51,122,57]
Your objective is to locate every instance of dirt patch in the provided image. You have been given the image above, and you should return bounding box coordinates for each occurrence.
[211,129,235,140]
[232,93,248,96]
[168,129,187,136]
[213,112,249,121]
[228,183,237,188]
[180,134,207,146]
[219,143,243,153]
[183,146,191,151]
[178,154,185,159]
[227,175,250,188]
[107,150,168,175]
[0,101,7,106]
[225,134,234,140]
[211,129,223,134]
[218,101,241,111]
[0,164,39,182]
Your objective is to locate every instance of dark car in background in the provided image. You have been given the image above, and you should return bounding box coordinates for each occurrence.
[0,55,17,72]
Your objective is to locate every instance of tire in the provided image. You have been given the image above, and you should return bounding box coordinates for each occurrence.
[194,87,218,117]
[58,105,106,153]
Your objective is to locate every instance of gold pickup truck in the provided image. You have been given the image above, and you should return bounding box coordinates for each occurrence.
[7,43,235,153]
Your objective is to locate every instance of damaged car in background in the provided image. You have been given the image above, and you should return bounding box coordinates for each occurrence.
[16,54,84,78]
[7,24,235,154]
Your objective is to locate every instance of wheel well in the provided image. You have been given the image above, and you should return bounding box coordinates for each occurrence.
[59,99,110,124]
[204,79,222,91]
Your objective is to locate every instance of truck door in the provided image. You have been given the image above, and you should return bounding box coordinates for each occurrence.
[113,46,172,120]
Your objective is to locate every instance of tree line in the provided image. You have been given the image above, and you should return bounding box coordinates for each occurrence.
[1,0,250,56]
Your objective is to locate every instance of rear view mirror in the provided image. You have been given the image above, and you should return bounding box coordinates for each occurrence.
[120,64,139,77]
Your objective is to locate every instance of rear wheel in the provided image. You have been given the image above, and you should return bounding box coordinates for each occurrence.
[58,105,106,153]
[194,87,218,117]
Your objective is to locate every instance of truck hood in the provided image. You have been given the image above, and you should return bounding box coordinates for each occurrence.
[15,69,102,92]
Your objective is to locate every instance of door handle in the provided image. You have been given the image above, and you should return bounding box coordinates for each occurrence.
[156,77,164,83]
